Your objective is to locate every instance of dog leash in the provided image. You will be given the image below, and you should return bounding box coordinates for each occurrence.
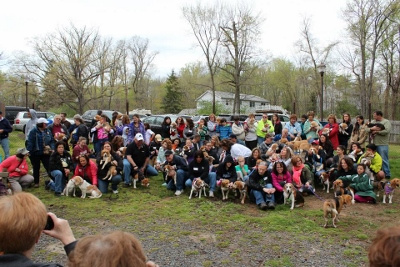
[309,189,325,201]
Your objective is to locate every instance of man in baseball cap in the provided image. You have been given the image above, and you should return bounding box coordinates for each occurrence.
[122,132,158,187]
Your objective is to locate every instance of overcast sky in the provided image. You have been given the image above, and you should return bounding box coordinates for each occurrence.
[0,0,348,78]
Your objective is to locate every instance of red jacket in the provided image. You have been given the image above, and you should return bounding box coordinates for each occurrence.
[0,155,29,178]
[320,123,339,149]
[74,160,98,186]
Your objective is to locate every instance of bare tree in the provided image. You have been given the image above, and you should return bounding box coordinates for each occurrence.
[183,2,222,114]
[16,24,105,114]
[219,3,263,114]
[342,0,400,118]
[296,17,338,117]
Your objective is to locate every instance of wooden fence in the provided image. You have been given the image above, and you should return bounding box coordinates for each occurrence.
[390,121,400,144]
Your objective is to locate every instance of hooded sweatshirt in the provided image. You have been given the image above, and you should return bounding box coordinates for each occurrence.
[25,109,38,140]
[216,155,237,183]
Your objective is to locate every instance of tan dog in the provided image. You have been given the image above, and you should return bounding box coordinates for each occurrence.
[339,123,348,135]
[320,172,330,193]
[62,178,78,197]
[118,147,127,157]
[323,195,352,228]
[72,176,102,198]
[54,132,66,141]
[333,179,355,203]
[220,179,231,200]
[382,178,400,204]
[310,121,319,131]
[189,178,208,199]
[164,165,177,185]
[141,178,150,188]
[289,139,311,153]
[333,179,345,197]
[233,181,247,204]
[283,183,304,210]
[100,150,117,180]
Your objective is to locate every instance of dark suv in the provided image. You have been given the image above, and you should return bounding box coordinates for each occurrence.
[81,110,120,127]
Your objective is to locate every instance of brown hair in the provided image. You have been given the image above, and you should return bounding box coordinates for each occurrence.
[289,114,297,120]
[111,136,123,151]
[291,155,303,166]
[161,138,172,150]
[327,114,337,123]
[368,226,400,267]
[68,231,147,267]
[0,192,47,253]
[121,114,130,125]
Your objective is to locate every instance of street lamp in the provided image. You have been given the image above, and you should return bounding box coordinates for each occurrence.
[317,63,326,121]
[25,77,29,109]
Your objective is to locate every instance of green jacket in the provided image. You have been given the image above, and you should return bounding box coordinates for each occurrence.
[303,119,322,140]
[339,173,376,199]
[365,118,391,145]
[256,119,274,138]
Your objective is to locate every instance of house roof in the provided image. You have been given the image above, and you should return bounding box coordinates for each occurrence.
[196,90,269,103]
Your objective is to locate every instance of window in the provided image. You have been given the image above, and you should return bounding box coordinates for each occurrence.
[261,102,266,106]
[225,100,229,105]
[250,101,255,107]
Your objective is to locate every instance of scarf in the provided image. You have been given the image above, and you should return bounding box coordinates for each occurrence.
[292,164,304,187]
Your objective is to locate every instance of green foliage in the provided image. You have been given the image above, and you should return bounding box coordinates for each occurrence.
[336,99,360,117]
[161,71,184,113]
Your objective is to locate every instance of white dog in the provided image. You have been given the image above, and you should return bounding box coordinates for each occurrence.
[62,178,77,197]
[72,176,102,198]
[189,178,208,199]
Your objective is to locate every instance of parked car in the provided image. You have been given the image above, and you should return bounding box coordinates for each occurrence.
[13,111,56,132]
[141,114,179,135]
[191,115,209,125]
[81,110,120,127]
[4,106,28,125]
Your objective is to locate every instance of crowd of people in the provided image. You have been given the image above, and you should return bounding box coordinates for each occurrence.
[0,109,393,208]
[0,108,397,266]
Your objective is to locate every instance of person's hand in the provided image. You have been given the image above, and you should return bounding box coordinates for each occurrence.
[64,169,70,176]
[15,168,21,172]
[263,187,275,194]
[140,167,145,173]
[305,182,310,187]
[112,160,117,166]
[43,212,76,245]
[146,261,159,267]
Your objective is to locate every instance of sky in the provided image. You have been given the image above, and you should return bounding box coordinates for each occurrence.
[0,0,348,78]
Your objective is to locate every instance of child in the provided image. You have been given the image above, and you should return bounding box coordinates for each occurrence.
[338,163,376,203]
[235,156,249,181]
[196,118,208,147]
[144,123,155,146]
[217,118,232,140]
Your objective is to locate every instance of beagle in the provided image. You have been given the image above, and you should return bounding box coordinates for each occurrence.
[382,178,400,204]
[62,178,77,197]
[141,178,150,188]
[164,164,177,185]
[189,178,208,199]
[233,180,247,204]
[320,172,330,193]
[333,179,355,204]
[72,176,102,199]
[100,149,117,180]
[220,179,231,201]
[323,195,352,228]
[283,183,304,210]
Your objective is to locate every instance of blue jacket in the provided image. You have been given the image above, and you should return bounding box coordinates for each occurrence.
[26,126,55,156]
[0,117,13,139]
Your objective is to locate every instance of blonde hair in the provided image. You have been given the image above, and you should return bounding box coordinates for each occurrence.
[161,138,172,150]
[327,114,337,123]
[0,192,47,253]
[68,231,147,267]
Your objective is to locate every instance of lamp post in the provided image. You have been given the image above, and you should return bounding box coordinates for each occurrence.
[25,78,29,109]
[317,63,326,121]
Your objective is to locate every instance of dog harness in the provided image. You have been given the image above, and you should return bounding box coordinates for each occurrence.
[385,183,394,195]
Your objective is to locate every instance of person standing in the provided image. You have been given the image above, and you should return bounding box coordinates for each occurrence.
[26,118,55,188]
[48,114,70,150]
[303,111,322,141]
[338,113,353,147]
[366,111,391,178]
[60,112,71,130]
[0,110,13,159]
[255,113,274,145]
[24,109,38,144]
[349,115,368,149]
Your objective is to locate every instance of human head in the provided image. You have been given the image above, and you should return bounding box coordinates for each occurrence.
[102,141,114,153]
[251,147,261,159]
[164,150,174,162]
[291,155,303,166]
[144,122,150,130]
[209,113,216,122]
[301,114,307,123]
[336,145,346,155]
[351,142,362,151]
[132,114,140,123]
[219,139,232,152]
[327,114,337,124]
[0,192,47,254]
[273,161,287,174]
[211,135,220,147]
[342,113,351,123]
[60,112,67,121]
[175,117,184,124]
[68,231,147,267]
[78,136,87,146]
[192,134,200,143]
[111,135,123,149]
[53,115,62,125]
[237,156,245,166]
[272,113,279,122]
[219,118,227,125]
[195,150,204,163]
[339,157,354,171]
[233,116,240,124]
[185,118,194,128]
[368,226,400,267]
[356,115,364,125]
[78,155,90,166]
[307,111,315,120]
[161,138,172,150]
[224,155,234,168]
[120,114,129,125]
[163,116,171,125]
[73,114,83,124]
[289,114,297,124]
[257,161,268,175]
[366,143,377,153]
[357,163,366,174]
[16,147,30,159]
[229,134,237,143]
[134,133,144,146]
[262,113,268,121]
[264,134,273,144]
[55,141,65,154]
[37,117,48,128]
[373,110,383,121]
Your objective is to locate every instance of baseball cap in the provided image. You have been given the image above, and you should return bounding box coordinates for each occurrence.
[16,147,30,155]
[311,140,319,145]
[135,133,144,141]
[37,118,48,124]
[164,150,173,156]
[155,134,162,142]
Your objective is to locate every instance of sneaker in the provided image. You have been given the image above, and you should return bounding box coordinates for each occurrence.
[267,202,276,210]
[161,183,167,187]
[54,192,61,197]
[113,190,119,194]
[209,191,214,198]
[175,190,182,196]
[258,202,268,210]
[33,183,39,188]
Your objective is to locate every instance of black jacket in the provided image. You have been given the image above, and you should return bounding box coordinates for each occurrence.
[162,154,188,172]
[216,155,237,183]
[188,158,209,181]
[49,151,73,173]
[248,169,272,192]
[96,151,123,179]
[0,117,13,139]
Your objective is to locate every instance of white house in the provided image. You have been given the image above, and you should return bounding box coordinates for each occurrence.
[195,90,287,114]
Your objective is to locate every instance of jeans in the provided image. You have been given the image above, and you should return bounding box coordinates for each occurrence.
[251,183,275,205]
[184,172,217,192]
[98,174,122,193]
[94,138,108,157]
[0,138,10,159]
[257,136,265,146]
[123,159,158,184]
[376,145,391,177]
[50,170,66,194]
[167,169,189,191]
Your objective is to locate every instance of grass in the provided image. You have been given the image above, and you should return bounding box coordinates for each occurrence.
[2,131,400,266]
